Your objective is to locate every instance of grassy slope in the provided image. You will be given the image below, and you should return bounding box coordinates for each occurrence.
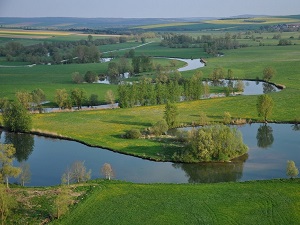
[53,179,300,225]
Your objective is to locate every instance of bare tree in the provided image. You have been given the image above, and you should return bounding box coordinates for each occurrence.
[19,162,31,186]
[105,90,115,108]
[101,163,114,180]
[61,167,72,186]
[70,161,91,183]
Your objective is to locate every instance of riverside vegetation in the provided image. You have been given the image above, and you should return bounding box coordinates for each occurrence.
[0,16,300,224]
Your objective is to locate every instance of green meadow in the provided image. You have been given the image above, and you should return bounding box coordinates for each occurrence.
[52,179,300,225]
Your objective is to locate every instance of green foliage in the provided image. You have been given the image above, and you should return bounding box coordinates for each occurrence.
[263,66,276,81]
[2,102,32,132]
[124,129,142,139]
[164,101,178,128]
[55,89,72,110]
[257,94,274,122]
[223,112,232,124]
[52,187,72,219]
[70,88,86,109]
[173,125,248,162]
[151,120,168,136]
[0,184,17,225]
[84,71,98,83]
[0,143,21,188]
[286,160,299,178]
[198,111,209,126]
[72,72,83,84]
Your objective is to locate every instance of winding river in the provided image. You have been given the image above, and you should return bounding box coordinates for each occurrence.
[1,123,299,186]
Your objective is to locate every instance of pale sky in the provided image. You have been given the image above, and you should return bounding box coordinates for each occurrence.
[0,0,299,18]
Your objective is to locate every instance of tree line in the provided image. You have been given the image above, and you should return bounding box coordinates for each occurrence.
[160,33,247,55]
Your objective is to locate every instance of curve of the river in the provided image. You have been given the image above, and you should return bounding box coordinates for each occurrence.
[1,123,299,186]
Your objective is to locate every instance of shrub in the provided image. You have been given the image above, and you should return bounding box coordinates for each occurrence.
[124,129,141,139]
[151,120,168,136]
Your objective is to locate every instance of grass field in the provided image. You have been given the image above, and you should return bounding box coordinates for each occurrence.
[51,179,300,225]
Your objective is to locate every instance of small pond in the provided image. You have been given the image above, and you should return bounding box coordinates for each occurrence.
[0,123,299,186]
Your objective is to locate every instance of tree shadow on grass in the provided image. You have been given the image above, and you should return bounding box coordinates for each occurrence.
[103,119,152,127]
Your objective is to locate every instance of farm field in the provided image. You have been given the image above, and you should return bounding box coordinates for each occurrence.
[52,179,300,225]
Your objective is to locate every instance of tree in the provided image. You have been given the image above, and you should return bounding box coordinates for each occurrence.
[151,120,169,136]
[55,89,71,110]
[164,101,178,128]
[84,71,98,83]
[263,66,276,81]
[198,112,209,126]
[70,88,86,110]
[107,62,119,77]
[105,90,115,107]
[53,187,72,219]
[223,112,232,124]
[101,163,114,180]
[61,167,71,186]
[15,91,32,110]
[257,94,274,122]
[286,160,299,179]
[89,94,99,107]
[19,162,31,186]
[0,184,17,225]
[2,102,32,132]
[235,80,245,92]
[31,88,46,113]
[69,161,91,183]
[0,144,21,188]
[72,72,83,84]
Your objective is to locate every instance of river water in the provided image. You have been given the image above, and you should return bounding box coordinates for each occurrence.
[0,123,299,186]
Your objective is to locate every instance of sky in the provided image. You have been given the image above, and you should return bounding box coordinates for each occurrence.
[0,0,299,18]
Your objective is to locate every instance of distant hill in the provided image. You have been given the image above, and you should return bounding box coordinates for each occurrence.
[0,17,215,29]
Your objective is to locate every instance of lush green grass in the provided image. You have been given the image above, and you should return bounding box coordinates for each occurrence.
[52,179,300,225]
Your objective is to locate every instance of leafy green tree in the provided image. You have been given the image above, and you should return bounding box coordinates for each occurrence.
[53,187,72,219]
[223,112,232,124]
[15,91,32,110]
[151,120,169,136]
[286,160,299,179]
[84,71,98,83]
[198,112,209,126]
[107,62,119,76]
[132,56,141,74]
[0,144,21,188]
[89,94,98,107]
[235,80,245,92]
[0,184,17,225]
[55,89,72,110]
[257,94,274,122]
[124,129,141,139]
[101,163,114,180]
[263,66,276,81]
[70,88,86,110]
[164,101,178,128]
[2,102,32,132]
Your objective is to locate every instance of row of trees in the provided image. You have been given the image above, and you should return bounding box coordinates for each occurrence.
[117,74,208,108]
[161,33,245,55]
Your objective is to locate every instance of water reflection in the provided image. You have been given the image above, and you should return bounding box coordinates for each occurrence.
[256,125,274,149]
[292,124,300,131]
[173,154,248,183]
[5,132,34,162]
[263,82,277,94]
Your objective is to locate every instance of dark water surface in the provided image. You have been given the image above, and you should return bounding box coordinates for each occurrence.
[0,123,299,186]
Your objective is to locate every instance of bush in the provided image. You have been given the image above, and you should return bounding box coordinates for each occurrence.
[84,71,98,83]
[124,129,141,139]
[151,120,168,136]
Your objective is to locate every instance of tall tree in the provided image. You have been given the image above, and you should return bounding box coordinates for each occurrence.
[15,91,32,110]
[2,102,32,132]
[70,88,86,110]
[0,144,21,188]
[105,90,115,107]
[286,160,299,179]
[101,163,114,180]
[164,101,178,128]
[257,94,274,122]
[55,89,71,110]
